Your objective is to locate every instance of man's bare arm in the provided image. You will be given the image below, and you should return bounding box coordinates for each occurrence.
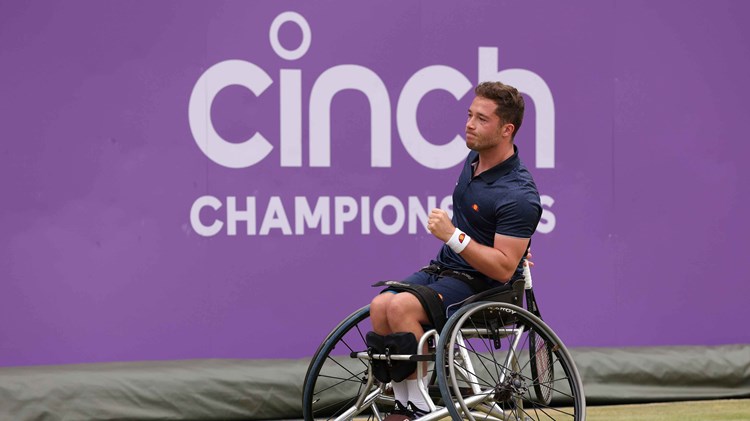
[427,209,528,282]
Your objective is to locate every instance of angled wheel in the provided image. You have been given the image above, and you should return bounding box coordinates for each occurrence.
[302,306,393,420]
[436,302,585,421]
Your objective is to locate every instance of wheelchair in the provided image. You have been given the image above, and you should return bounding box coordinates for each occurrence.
[302,266,586,420]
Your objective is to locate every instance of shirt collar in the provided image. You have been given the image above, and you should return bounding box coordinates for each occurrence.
[471,145,520,183]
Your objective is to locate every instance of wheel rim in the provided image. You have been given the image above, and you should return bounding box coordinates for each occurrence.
[440,302,585,421]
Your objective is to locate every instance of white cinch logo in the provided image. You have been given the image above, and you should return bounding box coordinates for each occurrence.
[188,11,555,170]
[188,11,557,236]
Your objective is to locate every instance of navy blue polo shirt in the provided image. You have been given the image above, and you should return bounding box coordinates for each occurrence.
[435,145,542,283]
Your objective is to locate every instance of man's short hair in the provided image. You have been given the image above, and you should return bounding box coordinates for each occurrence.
[474,81,525,139]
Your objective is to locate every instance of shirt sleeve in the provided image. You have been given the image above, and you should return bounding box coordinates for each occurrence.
[494,192,542,238]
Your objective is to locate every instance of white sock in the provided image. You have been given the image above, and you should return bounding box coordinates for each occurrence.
[406,378,430,412]
[391,380,408,407]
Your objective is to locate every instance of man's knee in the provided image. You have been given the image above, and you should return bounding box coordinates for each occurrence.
[387,293,427,322]
[370,293,393,316]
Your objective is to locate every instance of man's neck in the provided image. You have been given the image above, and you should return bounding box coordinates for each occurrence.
[475,142,514,176]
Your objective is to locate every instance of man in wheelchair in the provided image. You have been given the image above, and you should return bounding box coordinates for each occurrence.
[367,81,542,420]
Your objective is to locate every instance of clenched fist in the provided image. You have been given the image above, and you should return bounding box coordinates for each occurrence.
[427,208,456,242]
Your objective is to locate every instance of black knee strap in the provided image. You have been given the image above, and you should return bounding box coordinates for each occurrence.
[365,331,418,383]
[373,280,447,333]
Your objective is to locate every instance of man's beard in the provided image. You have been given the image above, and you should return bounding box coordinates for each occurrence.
[466,134,496,151]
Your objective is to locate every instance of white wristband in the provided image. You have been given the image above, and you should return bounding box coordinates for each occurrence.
[446,228,471,254]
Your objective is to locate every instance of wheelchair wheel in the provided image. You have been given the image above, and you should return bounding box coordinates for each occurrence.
[302,306,394,420]
[436,302,585,421]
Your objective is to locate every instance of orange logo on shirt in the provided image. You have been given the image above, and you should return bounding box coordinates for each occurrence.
[472,204,479,211]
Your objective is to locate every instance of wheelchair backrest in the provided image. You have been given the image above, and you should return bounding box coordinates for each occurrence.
[460,279,525,308]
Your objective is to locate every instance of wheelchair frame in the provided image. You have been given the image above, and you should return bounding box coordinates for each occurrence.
[302,267,586,421]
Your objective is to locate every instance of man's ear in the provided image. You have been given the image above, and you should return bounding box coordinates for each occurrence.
[503,123,515,138]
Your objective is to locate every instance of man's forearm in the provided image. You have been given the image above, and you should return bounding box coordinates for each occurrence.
[459,241,516,282]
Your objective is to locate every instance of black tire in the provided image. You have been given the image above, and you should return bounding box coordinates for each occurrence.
[302,306,394,420]
[436,302,586,421]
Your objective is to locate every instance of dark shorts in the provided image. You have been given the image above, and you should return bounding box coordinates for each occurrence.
[384,271,476,317]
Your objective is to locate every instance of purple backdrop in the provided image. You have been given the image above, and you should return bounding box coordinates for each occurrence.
[1,1,748,367]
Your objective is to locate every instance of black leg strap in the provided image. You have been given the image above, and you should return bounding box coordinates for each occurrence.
[365,331,418,383]
[365,332,391,383]
[384,332,418,382]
